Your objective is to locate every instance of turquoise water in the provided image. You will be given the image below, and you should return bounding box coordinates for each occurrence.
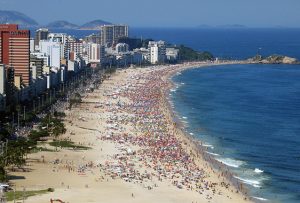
[171,64,300,202]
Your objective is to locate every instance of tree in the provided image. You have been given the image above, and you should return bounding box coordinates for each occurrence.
[69,92,82,109]
[0,128,10,142]
[178,45,214,61]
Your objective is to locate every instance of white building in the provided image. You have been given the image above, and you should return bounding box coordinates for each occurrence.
[88,43,100,63]
[116,43,129,53]
[30,38,35,53]
[48,33,68,59]
[166,48,179,62]
[86,43,106,64]
[68,60,79,73]
[31,52,49,67]
[134,48,150,62]
[148,41,166,64]
[48,33,68,44]
[0,64,6,111]
[39,40,62,68]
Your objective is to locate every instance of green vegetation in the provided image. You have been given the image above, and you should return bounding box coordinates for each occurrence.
[178,45,214,61]
[31,147,56,153]
[0,112,67,181]
[0,138,32,181]
[5,188,54,201]
[0,128,10,141]
[28,130,49,145]
[49,140,90,150]
[117,37,153,50]
[69,92,82,109]
[118,37,214,62]
[0,67,95,182]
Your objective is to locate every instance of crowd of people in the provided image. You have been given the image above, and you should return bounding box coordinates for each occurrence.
[94,64,246,201]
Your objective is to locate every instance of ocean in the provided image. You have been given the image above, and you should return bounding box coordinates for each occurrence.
[44,27,300,60]
[48,28,300,202]
[130,27,300,60]
[171,64,300,202]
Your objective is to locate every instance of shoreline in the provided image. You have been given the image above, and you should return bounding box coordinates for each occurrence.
[164,62,253,198]
[8,61,253,203]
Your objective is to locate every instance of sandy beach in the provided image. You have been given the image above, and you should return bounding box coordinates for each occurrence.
[8,62,253,203]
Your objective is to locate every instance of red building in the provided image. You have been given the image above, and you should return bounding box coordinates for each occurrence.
[0,24,30,86]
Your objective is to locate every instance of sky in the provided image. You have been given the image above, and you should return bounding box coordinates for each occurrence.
[0,0,300,28]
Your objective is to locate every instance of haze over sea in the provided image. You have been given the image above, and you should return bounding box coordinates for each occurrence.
[53,27,300,202]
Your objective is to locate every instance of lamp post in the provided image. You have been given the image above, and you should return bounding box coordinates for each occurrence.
[17,110,20,129]
[23,106,26,121]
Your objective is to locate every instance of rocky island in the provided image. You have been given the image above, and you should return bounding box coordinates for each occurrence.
[248,54,299,64]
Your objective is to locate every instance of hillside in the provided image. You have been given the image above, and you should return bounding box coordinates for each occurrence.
[80,19,112,30]
[0,10,112,30]
[46,20,79,29]
[0,10,38,27]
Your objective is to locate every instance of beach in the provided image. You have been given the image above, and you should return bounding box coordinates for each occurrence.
[8,62,252,203]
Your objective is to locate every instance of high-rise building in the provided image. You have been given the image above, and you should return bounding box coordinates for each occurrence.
[0,24,30,86]
[31,52,49,67]
[100,25,128,47]
[39,40,62,68]
[148,41,166,64]
[30,55,44,79]
[34,28,49,50]
[69,40,83,60]
[0,64,5,95]
[88,43,100,63]
[48,33,68,59]
[113,25,129,42]
[84,34,101,44]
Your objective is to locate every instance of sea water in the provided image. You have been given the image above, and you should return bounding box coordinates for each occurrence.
[171,64,300,202]
[41,28,300,202]
[34,28,300,60]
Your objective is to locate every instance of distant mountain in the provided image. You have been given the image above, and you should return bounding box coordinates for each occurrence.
[0,10,113,30]
[0,10,38,27]
[196,24,213,28]
[217,24,247,28]
[46,21,79,29]
[80,19,112,30]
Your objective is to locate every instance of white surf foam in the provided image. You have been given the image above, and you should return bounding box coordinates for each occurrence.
[170,89,176,92]
[181,82,185,85]
[189,132,194,135]
[252,196,268,201]
[182,116,187,119]
[234,176,261,188]
[202,144,214,149]
[216,158,244,168]
[254,168,264,173]
[205,151,220,156]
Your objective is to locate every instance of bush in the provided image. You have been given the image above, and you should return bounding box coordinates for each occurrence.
[47,188,54,192]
